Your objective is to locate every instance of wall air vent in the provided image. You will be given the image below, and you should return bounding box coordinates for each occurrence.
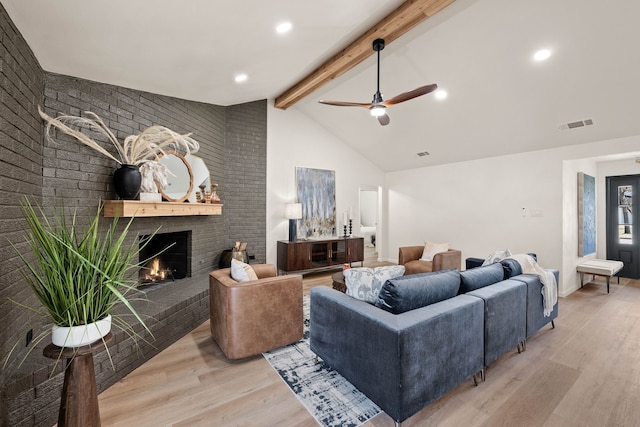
[417,151,430,157]
[559,119,594,130]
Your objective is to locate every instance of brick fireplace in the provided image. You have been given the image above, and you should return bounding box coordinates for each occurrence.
[0,5,267,425]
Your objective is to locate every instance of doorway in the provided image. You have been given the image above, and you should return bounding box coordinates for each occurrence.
[359,186,380,263]
[606,175,640,279]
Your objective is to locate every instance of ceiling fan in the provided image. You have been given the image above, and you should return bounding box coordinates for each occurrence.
[318,38,437,126]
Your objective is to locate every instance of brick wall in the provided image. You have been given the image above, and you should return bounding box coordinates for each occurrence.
[0,2,45,424]
[41,72,231,275]
[224,101,268,262]
[0,5,267,426]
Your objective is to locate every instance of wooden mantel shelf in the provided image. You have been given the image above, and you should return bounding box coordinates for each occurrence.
[103,200,223,217]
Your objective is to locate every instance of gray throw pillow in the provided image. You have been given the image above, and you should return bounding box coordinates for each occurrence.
[375,269,460,314]
[459,262,504,293]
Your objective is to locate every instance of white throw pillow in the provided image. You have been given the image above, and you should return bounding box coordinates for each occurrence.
[481,249,512,266]
[345,265,405,304]
[420,241,449,261]
[230,258,258,282]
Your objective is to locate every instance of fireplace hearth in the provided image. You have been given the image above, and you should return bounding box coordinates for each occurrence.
[139,231,191,284]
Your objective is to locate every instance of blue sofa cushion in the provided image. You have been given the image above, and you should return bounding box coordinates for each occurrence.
[375,269,460,314]
[500,258,522,278]
[459,262,504,293]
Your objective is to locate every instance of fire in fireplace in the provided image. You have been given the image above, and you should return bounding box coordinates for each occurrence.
[139,231,191,284]
[143,258,173,283]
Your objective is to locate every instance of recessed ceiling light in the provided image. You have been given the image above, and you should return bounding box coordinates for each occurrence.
[234,74,248,83]
[435,89,447,100]
[276,21,293,34]
[533,49,551,61]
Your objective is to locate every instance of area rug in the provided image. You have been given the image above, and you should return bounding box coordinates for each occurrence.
[263,296,381,427]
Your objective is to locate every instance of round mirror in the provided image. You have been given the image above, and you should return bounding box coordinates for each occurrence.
[185,154,210,203]
[158,151,193,203]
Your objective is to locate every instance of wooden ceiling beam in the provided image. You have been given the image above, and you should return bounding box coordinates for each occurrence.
[274,0,456,110]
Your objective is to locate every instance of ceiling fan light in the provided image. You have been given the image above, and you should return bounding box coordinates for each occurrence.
[370,105,386,117]
[533,49,551,61]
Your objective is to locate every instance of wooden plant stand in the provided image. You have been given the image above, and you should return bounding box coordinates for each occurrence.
[43,333,112,427]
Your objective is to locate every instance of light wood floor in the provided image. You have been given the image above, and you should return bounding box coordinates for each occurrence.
[98,271,640,427]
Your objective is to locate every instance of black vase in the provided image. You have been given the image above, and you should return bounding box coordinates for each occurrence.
[113,164,141,200]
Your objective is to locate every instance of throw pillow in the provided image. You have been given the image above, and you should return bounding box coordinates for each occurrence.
[345,265,405,304]
[481,248,512,266]
[459,262,504,293]
[500,258,523,278]
[420,241,449,261]
[230,258,258,282]
[375,269,460,314]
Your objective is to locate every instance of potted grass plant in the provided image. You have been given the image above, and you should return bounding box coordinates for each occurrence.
[38,106,199,200]
[9,197,154,349]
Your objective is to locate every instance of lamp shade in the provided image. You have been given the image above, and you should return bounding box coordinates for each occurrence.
[285,203,303,219]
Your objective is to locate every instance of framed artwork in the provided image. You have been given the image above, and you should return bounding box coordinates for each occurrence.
[578,172,596,256]
[295,167,336,239]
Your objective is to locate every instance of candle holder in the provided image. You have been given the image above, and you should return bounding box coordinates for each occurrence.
[343,225,348,238]
[349,219,353,237]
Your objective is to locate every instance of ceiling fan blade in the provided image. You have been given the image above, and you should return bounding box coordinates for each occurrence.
[318,100,372,108]
[383,84,438,106]
[377,113,390,126]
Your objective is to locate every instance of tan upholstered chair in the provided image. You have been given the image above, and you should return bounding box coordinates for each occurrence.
[398,246,462,275]
[209,264,303,359]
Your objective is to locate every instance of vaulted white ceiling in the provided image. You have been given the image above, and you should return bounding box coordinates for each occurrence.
[4,0,640,171]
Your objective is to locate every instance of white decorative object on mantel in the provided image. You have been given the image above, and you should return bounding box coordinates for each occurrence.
[140,192,162,202]
[139,160,169,202]
[51,315,112,348]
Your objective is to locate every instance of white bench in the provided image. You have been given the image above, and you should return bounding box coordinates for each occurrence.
[576,259,624,293]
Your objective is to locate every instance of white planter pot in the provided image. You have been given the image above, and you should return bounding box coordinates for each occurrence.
[51,315,112,348]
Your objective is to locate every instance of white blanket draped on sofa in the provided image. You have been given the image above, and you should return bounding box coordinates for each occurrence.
[507,254,558,316]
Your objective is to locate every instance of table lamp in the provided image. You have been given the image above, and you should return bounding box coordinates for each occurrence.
[285,203,303,242]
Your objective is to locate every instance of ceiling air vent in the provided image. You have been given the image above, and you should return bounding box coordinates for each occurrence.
[559,119,594,130]
[417,151,430,157]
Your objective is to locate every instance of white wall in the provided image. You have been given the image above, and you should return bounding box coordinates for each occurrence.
[266,102,386,265]
[386,150,563,267]
[385,134,640,297]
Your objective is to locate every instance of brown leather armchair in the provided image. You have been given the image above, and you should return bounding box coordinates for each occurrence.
[209,264,303,359]
[398,246,462,275]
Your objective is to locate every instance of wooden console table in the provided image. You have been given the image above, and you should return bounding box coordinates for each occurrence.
[43,333,112,427]
[277,237,364,274]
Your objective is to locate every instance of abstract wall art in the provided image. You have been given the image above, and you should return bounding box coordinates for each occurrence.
[295,167,336,239]
[578,172,596,256]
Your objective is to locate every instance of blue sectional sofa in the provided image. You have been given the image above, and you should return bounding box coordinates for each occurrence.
[310,270,484,427]
[309,260,559,426]
[466,255,559,339]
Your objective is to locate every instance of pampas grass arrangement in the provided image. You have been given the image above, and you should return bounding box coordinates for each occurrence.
[38,106,200,165]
